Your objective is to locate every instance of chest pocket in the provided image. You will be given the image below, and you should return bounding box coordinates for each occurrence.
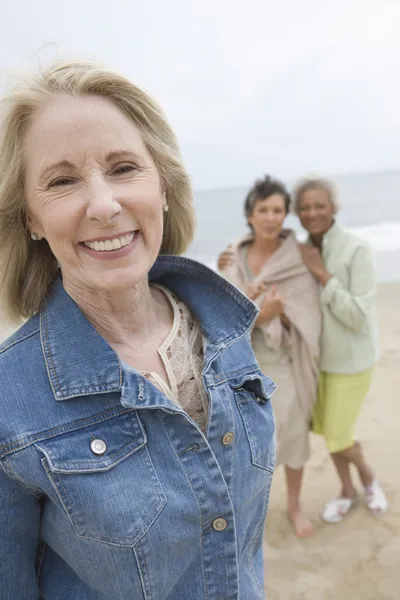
[231,373,276,473]
[35,410,166,547]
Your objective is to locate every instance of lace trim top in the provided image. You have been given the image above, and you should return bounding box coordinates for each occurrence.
[140,285,208,432]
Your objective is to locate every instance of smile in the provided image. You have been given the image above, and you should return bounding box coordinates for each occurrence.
[83,232,135,252]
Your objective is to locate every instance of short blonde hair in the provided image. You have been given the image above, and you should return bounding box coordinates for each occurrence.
[0,59,195,323]
[292,177,339,215]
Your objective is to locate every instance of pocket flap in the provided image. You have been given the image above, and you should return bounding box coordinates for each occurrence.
[229,371,276,402]
[35,411,145,473]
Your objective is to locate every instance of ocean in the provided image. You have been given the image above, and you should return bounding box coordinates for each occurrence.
[187,169,400,282]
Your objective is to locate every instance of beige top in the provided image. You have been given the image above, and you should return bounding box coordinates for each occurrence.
[139,285,208,432]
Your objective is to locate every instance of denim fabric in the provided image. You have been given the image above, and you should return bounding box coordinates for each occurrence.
[0,256,276,600]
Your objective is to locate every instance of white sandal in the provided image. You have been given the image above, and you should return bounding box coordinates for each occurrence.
[364,480,388,515]
[321,496,357,524]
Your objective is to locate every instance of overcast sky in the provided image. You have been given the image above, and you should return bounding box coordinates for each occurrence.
[1,0,399,189]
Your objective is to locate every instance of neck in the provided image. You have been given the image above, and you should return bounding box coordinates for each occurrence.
[310,234,324,249]
[251,234,281,255]
[63,276,162,345]
[310,219,335,249]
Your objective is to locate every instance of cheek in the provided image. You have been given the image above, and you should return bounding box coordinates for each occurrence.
[35,204,84,261]
[43,206,81,244]
[46,233,79,265]
[298,214,307,227]
[250,213,263,226]
[323,210,334,222]
[131,193,164,240]
[128,177,163,211]
[277,213,286,225]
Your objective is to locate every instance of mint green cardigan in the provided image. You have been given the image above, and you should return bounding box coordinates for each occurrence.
[316,221,379,374]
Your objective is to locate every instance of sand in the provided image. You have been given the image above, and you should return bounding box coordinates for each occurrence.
[264,282,400,599]
[1,284,399,599]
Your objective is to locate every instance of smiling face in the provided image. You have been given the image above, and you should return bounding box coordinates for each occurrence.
[23,94,166,294]
[297,187,335,237]
[247,193,287,241]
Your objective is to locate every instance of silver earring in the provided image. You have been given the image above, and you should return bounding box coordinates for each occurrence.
[31,232,39,241]
[163,205,169,213]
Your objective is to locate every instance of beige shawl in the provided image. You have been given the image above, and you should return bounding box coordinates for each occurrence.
[222,230,321,420]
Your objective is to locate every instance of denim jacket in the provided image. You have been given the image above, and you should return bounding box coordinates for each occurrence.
[0,256,276,600]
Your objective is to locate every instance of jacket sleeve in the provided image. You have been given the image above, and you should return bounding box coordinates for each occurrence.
[320,243,376,332]
[0,460,41,598]
[219,264,247,294]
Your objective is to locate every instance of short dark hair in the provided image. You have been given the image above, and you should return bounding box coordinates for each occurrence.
[244,175,291,223]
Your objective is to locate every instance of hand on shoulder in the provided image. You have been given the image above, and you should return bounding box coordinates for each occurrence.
[217,246,234,271]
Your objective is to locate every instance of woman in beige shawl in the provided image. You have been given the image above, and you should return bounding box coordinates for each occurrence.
[218,175,321,537]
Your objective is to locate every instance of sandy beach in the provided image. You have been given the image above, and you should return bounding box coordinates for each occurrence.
[1,283,399,599]
[264,282,400,599]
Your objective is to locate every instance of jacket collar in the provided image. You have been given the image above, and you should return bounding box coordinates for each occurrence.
[40,256,257,401]
[307,220,344,254]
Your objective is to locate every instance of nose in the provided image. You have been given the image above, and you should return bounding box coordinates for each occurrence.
[85,175,121,225]
[307,208,318,219]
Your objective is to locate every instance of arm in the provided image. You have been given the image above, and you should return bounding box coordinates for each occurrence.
[319,244,376,332]
[217,246,234,275]
[0,460,41,598]
[254,303,274,327]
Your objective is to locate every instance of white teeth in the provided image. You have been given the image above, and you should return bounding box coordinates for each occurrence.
[83,232,135,252]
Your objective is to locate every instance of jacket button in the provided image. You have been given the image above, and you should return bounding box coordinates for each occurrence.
[212,518,228,531]
[90,439,107,456]
[221,432,234,446]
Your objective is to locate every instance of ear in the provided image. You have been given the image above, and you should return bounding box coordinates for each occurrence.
[27,212,45,240]
[161,186,167,210]
[159,174,167,195]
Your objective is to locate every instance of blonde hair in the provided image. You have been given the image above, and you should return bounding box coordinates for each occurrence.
[0,59,195,323]
[292,177,339,215]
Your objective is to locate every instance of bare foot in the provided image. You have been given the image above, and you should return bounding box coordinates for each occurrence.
[288,509,315,538]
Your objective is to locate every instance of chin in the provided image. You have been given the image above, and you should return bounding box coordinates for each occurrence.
[306,227,324,236]
[260,232,279,240]
[89,264,151,292]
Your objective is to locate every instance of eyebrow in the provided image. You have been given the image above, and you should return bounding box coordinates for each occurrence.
[39,150,142,183]
[105,149,142,162]
[39,160,76,183]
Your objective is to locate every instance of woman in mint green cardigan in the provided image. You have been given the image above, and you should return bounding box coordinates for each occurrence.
[295,178,388,524]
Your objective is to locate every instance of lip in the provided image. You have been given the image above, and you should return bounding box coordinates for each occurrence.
[306,221,324,229]
[81,230,136,244]
[80,231,139,260]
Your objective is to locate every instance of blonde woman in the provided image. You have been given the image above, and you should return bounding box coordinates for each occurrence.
[295,178,388,523]
[218,176,321,537]
[0,60,276,599]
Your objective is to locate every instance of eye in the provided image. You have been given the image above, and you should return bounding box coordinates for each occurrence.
[49,177,75,188]
[112,164,137,175]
